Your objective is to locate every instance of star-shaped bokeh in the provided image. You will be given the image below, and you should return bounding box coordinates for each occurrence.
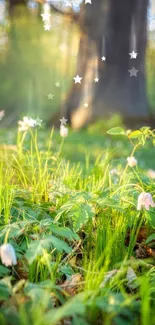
[129,51,138,59]
[128,67,139,77]
[101,56,106,61]
[85,0,92,4]
[41,13,51,21]
[73,75,82,84]
[36,117,43,126]
[44,24,51,31]
[55,82,60,87]
[60,117,68,125]
[47,93,54,99]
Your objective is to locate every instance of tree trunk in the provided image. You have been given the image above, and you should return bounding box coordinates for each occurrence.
[63,0,104,124]
[63,0,150,129]
[8,0,27,17]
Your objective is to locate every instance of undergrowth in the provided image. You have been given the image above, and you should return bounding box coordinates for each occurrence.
[0,120,155,325]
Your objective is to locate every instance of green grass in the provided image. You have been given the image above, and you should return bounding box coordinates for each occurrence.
[0,120,155,324]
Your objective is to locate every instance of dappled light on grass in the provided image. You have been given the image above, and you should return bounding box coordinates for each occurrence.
[0,119,155,323]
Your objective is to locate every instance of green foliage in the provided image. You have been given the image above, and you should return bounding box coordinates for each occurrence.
[0,124,155,324]
[107,127,126,135]
[26,235,72,264]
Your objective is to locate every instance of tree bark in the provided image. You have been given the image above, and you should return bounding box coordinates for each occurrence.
[8,0,27,17]
[63,0,150,129]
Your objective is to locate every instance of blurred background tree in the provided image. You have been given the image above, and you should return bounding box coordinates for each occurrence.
[62,0,150,128]
[0,0,155,127]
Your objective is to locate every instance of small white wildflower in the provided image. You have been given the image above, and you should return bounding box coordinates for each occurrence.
[0,243,17,267]
[0,110,5,121]
[147,169,155,179]
[110,168,118,176]
[137,192,155,211]
[60,125,68,138]
[127,156,137,167]
[18,116,37,132]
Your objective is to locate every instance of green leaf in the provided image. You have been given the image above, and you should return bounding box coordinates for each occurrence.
[107,127,126,136]
[145,233,155,245]
[145,210,155,228]
[68,203,94,232]
[0,265,11,277]
[45,295,86,325]
[0,285,10,300]
[73,316,90,325]
[51,225,80,241]
[96,198,124,212]
[26,235,71,264]
[0,279,11,300]
[49,235,72,254]
[153,139,155,147]
[128,130,142,139]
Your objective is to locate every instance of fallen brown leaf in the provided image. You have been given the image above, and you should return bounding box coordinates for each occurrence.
[61,273,82,296]
[135,243,155,258]
[144,245,155,257]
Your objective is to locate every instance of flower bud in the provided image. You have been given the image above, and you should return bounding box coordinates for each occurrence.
[127,156,137,167]
[137,192,155,211]
[60,125,68,138]
[0,243,17,267]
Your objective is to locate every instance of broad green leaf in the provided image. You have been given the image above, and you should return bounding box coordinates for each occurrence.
[26,237,52,263]
[72,316,90,325]
[51,225,80,241]
[107,127,126,136]
[145,233,155,245]
[0,280,11,300]
[0,286,10,300]
[45,296,86,325]
[25,287,48,302]
[96,198,124,212]
[49,235,72,254]
[145,211,155,228]
[24,281,57,293]
[68,203,94,232]
[26,235,71,264]
[0,265,11,277]
[128,130,142,139]
[0,221,35,239]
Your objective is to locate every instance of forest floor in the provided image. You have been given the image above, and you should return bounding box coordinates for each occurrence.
[0,117,155,325]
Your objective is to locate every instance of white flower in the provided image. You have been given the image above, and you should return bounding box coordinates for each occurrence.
[60,125,68,138]
[127,156,137,167]
[0,243,17,267]
[147,169,155,179]
[137,192,155,211]
[0,110,5,121]
[110,168,118,176]
[18,116,37,131]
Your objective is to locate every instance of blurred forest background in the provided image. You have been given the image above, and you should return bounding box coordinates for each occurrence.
[0,0,155,127]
